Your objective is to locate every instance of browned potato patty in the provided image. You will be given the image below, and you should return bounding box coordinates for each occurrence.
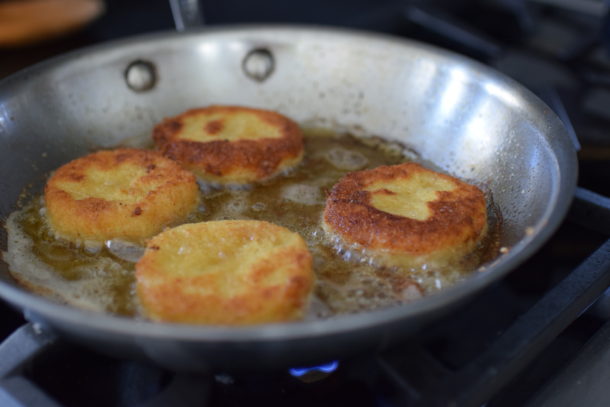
[44,148,200,245]
[152,105,304,184]
[135,220,314,325]
[323,163,487,269]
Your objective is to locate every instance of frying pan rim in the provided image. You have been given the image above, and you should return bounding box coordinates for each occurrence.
[0,24,578,342]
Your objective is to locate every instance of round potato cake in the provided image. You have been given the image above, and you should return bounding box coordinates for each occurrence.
[323,163,488,269]
[44,148,200,245]
[135,220,314,325]
[152,105,304,184]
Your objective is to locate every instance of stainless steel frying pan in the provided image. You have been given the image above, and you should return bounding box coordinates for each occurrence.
[0,22,576,371]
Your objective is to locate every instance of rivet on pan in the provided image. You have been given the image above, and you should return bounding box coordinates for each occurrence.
[242,49,275,82]
[125,60,157,92]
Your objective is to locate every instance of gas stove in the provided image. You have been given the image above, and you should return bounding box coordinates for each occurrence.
[1,1,609,406]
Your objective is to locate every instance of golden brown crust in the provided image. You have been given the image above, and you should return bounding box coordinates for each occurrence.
[135,220,314,325]
[322,163,487,268]
[44,148,200,245]
[153,105,304,184]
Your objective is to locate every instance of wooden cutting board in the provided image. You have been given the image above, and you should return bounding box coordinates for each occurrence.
[0,0,104,47]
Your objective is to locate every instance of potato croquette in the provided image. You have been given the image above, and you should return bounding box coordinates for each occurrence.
[44,148,200,245]
[153,105,304,184]
[135,220,314,325]
[323,163,488,269]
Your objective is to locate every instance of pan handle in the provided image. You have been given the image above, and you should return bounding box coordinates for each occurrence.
[169,0,204,31]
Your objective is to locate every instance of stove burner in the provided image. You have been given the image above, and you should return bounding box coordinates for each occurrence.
[289,361,340,383]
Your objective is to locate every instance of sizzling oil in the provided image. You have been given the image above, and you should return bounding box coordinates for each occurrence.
[4,129,500,319]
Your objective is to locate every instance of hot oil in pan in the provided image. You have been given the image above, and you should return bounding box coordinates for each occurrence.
[4,129,501,319]
[7,203,137,315]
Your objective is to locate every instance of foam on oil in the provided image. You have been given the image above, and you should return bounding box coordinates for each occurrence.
[3,129,500,319]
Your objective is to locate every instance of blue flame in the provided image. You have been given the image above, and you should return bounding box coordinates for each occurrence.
[289,361,339,377]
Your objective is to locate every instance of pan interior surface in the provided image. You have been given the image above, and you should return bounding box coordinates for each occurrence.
[0,27,576,354]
